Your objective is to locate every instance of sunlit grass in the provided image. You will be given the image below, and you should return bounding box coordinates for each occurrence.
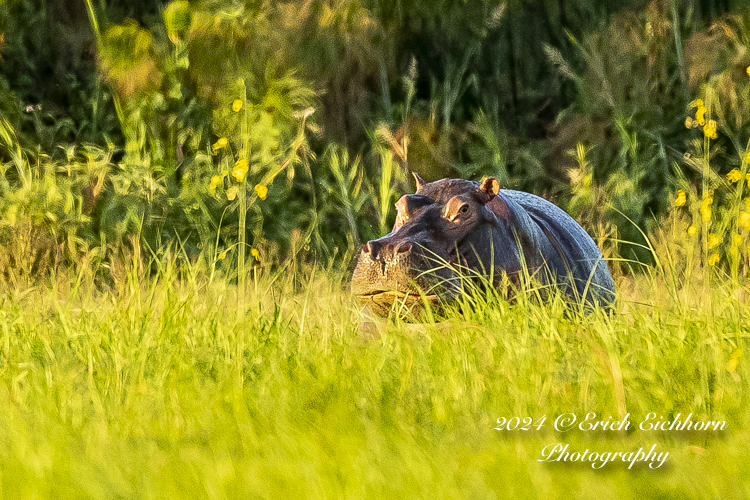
[1,1,748,496]
[0,250,748,499]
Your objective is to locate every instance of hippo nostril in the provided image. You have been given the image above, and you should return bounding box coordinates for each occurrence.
[395,243,412,254]
[363,240,381,259]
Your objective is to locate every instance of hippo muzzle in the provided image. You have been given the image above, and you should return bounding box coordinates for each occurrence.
[351,231,458,316]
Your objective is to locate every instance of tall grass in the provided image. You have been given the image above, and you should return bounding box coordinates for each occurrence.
[0,248,748,498]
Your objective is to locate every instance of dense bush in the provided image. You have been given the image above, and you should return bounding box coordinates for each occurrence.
[1,0,750,280]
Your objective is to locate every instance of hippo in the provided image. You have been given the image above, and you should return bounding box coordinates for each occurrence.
[351,175,615,316]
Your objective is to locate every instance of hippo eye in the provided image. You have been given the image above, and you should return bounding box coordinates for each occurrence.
[459,205,469,214]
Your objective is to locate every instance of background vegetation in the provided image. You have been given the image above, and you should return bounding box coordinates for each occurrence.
[1,0,750,497]
[1,0,749,272]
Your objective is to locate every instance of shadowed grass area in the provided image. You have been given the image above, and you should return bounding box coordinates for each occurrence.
[0,257,748,499]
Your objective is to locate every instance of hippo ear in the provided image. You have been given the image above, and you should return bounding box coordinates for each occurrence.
[478,177,500,203]
[412,172,426,191]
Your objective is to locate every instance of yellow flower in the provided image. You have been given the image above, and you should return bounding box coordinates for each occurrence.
[254,183,268,200]
[705,120,718,137]
[695,105,707,126]
[233,158,249,182]
[226,185,238,201]
[218,249,228,260]
[708,233,722,249]
[213,137,228,151]
[232,99,243,112]
[687,225,697,236]
[209,175,222,193]
[674,189,686,207]
[703,119,717,139]
[739,211,750,230]
[251,248,260,260]
[728,356,740,373]
[727,169,742,183]
[685,116,694,128]
[744,152,750,164]
[708,253,720,266]
[700,195,713,217]
[732,233,743,246]
[689,98,704,108]
[747,66,750,77]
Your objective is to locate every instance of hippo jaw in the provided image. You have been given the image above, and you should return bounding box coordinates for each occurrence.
[354,290,441,318]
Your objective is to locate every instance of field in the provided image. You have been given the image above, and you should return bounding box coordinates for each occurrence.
[1,257,748,499]
[2,1,750,497]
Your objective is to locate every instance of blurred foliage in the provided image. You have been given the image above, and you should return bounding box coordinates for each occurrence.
[0,118,109,283]
[668,9,750,280]
[2,0,750,280]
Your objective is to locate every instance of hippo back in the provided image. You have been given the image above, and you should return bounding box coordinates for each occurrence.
[499,190,615,307]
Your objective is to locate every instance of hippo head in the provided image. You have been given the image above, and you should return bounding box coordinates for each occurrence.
[351,175,516,316]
